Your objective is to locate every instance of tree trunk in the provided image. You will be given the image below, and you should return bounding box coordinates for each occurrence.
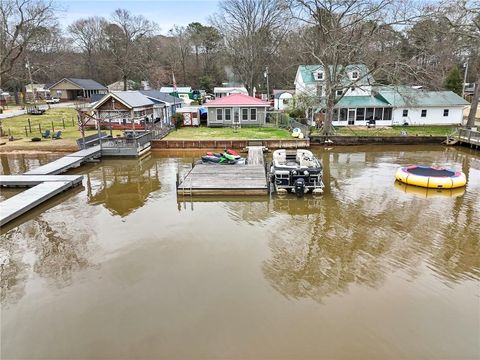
[123,74,128,91]
[321,96,335,136]
[466,79,479,128]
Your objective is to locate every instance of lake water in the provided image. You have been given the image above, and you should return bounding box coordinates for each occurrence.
[1,145,479,359]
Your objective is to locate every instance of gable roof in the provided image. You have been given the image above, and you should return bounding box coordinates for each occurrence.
[139,90,181,104]
[47,78,107,90]
[92,91,154,110]
[376,87,470,107]
[204,93,270,107]
[160,86,192,93]
[297,64,374,87]
[213,87,248,94]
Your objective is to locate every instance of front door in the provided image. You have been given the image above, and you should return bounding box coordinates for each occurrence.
[233,107,240,125]
[348,109,355,125]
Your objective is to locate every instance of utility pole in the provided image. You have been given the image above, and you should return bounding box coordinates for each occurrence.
[264,66,269,101]
[25,58,37,105]
[462,62,469,99]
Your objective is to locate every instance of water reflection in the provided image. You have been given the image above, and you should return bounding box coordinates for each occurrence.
[86,155,161,217]
[393,181,465,198]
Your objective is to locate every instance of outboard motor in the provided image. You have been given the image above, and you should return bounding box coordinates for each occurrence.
[294,178,306,197]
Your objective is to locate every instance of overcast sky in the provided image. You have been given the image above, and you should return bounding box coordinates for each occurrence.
[55,0,221,34]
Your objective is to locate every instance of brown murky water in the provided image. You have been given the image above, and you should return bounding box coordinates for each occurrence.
[1,145,479,359]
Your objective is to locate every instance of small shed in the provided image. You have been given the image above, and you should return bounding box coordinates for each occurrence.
[273,89,295,111]
[204,93,270,127]
[176,107,200,126]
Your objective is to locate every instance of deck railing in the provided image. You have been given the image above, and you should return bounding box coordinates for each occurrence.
[458,128,480,145]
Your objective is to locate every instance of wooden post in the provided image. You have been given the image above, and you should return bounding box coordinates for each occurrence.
[24,126,28,137]
[39,123,42,133]
[72,116,74,126]
[51,121,54,132]
[28,118,32,133]
[62,117,65,128]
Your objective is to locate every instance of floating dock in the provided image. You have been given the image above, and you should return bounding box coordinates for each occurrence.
[25,145,101,175]
[177,146,268,196]
[0,146,101,227]
[0,176,83,226]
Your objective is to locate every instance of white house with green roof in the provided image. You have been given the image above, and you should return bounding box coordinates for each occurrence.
[294,64,374,98]
[330,86,469,126]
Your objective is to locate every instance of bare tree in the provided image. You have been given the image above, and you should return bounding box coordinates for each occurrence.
[438,0,480,128]
[213,0,291,95]
[167,25,191,86]
[104,9,157,90]
[0,0,57,87]
[290,0,424,135]
[68,16,107,79]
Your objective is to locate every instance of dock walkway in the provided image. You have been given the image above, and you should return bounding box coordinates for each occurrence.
[177,146,268,196]
[25,145,101,175]
[0,146,101,227]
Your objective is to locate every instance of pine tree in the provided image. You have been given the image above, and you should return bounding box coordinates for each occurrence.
[444,65,463,96]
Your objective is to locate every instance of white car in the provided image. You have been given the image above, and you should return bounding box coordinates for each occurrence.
[46,97,60,104]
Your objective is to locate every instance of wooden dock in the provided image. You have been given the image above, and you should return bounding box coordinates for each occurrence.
[177,146,268,196]
[458,128,480,149]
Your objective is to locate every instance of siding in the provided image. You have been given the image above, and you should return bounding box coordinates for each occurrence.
[207,107,267,127]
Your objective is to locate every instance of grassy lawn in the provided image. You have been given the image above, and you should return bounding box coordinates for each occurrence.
[0,107,122,151]
[312,125,457,137]
[165,126,292,140]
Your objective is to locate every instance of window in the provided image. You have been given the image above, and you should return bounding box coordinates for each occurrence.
[356,108,365,121]
[333,109,339,121]
[374,108,383,120]
[216,108,223,121]
[339,108,347,121]
[315,71,324,80]
[224,108,231,121]
[316,84,323,96]
[250,108,257,121]
[443,109,449,117]
[242,108,249,121]
[421,109,427,117]
[383,108,392,120]
[351,86,356,91]
[351,71,359,80]
[366,108,374,120]
[336,90,343,96]
[402,109,408,117]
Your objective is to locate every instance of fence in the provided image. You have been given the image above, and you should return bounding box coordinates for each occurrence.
[270,113,310,138]
[458,128,480,147]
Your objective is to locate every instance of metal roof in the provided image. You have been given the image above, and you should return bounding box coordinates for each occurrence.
[48,78,107,90]
[297,64,374,86]
[204,93,269,107]
[335,95,391,108]
[160,86,192,93]
[377,88,470,107]
[139,90,181,104]
[112,91,154,107]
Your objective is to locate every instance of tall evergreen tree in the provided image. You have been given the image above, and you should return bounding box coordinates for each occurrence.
[444,65,463,96]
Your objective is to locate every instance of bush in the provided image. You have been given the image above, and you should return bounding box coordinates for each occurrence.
[288,108,304,119]
[172,112,183,129]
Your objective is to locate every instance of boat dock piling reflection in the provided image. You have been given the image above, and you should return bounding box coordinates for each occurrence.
[176,146,268,196]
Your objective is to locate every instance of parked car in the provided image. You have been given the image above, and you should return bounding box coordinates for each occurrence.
[46,97,60,104]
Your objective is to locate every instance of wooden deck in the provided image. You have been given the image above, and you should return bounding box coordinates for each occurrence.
[177,146,268,195]
[458,128,480,149]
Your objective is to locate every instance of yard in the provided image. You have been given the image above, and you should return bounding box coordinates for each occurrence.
[165,126,292,140]
[312,125,457,137]
[0,107,121,151]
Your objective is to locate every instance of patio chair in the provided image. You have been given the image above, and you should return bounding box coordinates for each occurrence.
[52,130,62,140]
[41,129,51,138]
